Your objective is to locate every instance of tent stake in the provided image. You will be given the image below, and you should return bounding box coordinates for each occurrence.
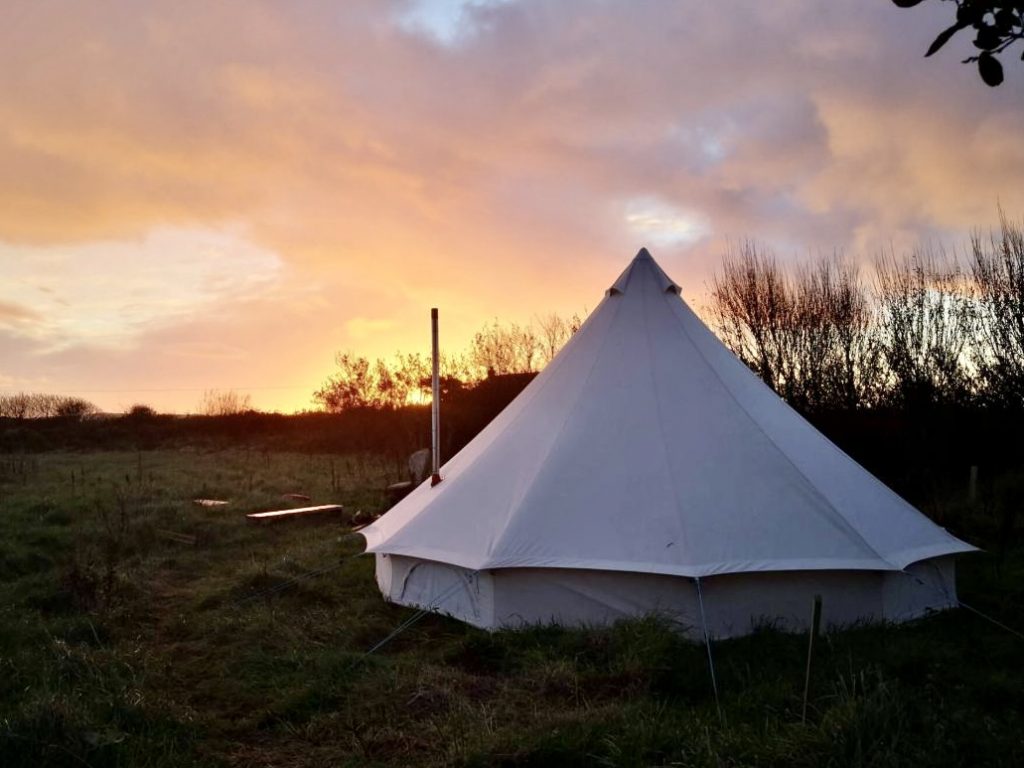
[801,594,822,724]
[695,577,723,723]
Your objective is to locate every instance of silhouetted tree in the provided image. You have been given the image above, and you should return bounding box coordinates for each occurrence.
[53,397,99,420]
[313,354,376,412]
[971,210,1024,407]
[392,352,431,404]
[710,244,881,412]
[792,259,883,410]
[710,242,801,401]
[467,313,583,377]
[469,320,538,376]
[874,248,975,409]
[314,313,580,412]
[536,311,584,365]
[892,0,1023,86]
[198,389,253,416]
[0,393,32,419]
[314,350,476,412]
[0,393,98,419]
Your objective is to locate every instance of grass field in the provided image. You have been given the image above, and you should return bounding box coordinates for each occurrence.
[1,450,1022,767]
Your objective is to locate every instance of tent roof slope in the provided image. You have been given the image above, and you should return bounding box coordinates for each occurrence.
[362,250,976,578]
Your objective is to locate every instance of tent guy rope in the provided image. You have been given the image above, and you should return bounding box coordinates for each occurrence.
[694,577,723,722]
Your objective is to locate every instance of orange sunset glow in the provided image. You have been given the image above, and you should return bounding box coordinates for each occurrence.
[3,0,1023,413]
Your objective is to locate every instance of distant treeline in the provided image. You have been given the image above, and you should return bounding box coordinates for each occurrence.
[0,393,98,419]
[0,390,255,422]
[313,211,1024,416]
[4,380,1023,525]
[0,374,538,468]
[3,210,1023,505]
[313,312,582,411]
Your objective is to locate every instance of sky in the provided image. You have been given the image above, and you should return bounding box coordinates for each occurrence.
[2,0,1023,413]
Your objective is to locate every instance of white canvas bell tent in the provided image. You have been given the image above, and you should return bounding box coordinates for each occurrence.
[360,248,976,638]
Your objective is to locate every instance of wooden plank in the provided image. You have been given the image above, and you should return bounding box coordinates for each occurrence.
[282,493,312,501]
[246,504,344,524]
[193,499,230,507]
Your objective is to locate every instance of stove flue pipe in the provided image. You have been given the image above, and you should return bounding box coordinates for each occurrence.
[430,308,442,486]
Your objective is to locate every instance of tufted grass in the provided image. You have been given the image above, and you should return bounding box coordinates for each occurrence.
[0,449,1021,767]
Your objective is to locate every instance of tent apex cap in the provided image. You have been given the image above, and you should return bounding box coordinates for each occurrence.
[609,247,680,296]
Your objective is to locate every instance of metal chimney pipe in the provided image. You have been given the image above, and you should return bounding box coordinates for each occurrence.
[430,308,442,486]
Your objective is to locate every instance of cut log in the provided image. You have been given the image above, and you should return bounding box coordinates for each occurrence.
[246,504,344,524]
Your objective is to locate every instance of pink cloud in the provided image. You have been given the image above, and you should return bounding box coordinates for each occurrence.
[0,0,1021,411]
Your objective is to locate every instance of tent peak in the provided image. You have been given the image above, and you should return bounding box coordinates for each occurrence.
[608,247,681,296]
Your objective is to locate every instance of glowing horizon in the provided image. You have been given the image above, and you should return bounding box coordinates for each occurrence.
[1,1,1022,413]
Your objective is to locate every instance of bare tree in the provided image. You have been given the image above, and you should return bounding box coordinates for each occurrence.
[310,312,595,412]
[0,393,31,418]
[440,352,475,387]
[469,320,543,377]
[199,389,253,416]
[313,353,376,412]
[710,244,882,412]
[970,210,1024,408]
[391,353,431,404]
[469,321,516,376]
[53,397,99,419]
[373,358,408,410]
[0,393,98,419]
[515,323,541,373]
[536,312,584,366]
[313,349,479,413]
[710,242,800,401]
[874,247,975,409]
[794,258,882,410]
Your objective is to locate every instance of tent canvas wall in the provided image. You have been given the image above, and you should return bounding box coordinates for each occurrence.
[361,249,975,638]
